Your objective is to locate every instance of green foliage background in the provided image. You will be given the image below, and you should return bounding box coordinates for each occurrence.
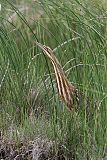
[0,0,107,159]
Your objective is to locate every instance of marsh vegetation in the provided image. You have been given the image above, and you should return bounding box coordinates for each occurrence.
[0,0,107,159]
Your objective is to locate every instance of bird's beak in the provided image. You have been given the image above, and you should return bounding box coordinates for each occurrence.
[35,41,53,60]
[35,41,45,50]
[35,41,51,56]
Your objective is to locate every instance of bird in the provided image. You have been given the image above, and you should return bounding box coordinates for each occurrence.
[36,41,79,111]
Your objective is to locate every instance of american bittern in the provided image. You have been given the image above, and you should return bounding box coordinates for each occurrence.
[36,42,79,111]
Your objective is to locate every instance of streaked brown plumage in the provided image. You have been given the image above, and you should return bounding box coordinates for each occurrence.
[36,42,79,111]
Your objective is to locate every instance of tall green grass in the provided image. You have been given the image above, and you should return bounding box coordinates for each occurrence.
[0,0,107,159]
